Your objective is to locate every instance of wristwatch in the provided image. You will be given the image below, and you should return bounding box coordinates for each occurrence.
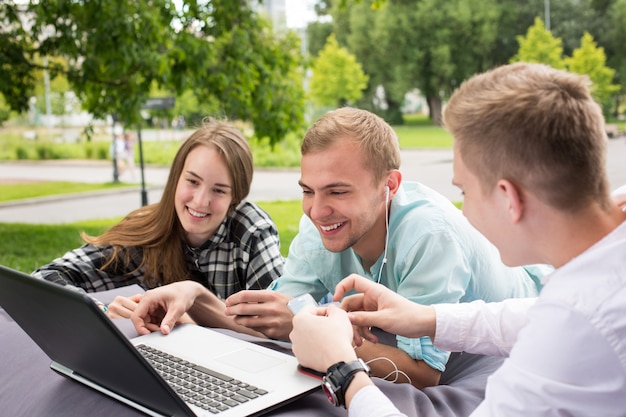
[322,358,370,408]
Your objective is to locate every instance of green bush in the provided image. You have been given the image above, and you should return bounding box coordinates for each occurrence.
[15,146,29,159]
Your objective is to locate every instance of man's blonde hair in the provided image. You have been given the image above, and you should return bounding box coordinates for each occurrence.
[444,62,610,211]
[301,107,401,182]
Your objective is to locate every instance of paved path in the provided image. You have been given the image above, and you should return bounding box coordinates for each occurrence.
[1,138,625,224]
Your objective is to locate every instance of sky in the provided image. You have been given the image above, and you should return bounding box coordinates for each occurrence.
[285,0,318,28]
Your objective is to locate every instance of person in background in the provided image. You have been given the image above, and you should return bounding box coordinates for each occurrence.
[131,107,545,389]
[33,121,283,330]
[111,130,127,175]
[122,131,136,181]
[289,63,626,416]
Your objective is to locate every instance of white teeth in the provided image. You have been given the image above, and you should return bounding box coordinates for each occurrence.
[188,208,208,218]
[320,222,343,231]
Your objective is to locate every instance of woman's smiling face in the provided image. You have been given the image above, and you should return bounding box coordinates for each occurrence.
[174,145,233,247]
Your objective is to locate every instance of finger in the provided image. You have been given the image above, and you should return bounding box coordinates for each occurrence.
[131,303,156,335]
[106,306,129,319]
[225,289,273,307]
[352,329,374,347]
[227,295,289,317]
[145,322,161,333]
[356,325,378,344]
[134,320,152,335]
[159,305,188,335]
[129,293,143,302]
[340,293,365,312]
[110,298,140,319]
[314,305,330,317]
[347,311,380,333]
[333,274,379,301]
[324,304,346,318]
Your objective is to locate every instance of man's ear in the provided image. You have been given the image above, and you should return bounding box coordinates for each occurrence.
[497,179,523,223]
[386,170,402,198]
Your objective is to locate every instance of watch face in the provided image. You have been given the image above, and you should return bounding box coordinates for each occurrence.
[322,380,338,406]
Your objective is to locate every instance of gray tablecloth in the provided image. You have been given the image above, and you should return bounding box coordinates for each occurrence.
[0,286,503,417]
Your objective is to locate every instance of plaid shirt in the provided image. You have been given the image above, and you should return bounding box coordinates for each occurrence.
[33,201,284,299]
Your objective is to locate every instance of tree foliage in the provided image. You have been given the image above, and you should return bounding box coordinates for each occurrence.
[330,0,500,125]
[0,0,305,145]
[511,17,566,69]
[565,32,620,110]
[317,0,625,121]
[309,34,369,107]
[604,0,626,107]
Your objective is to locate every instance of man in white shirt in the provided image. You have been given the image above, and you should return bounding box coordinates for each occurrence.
[289,62,626,416]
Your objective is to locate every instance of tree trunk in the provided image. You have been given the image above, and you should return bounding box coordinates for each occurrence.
[427,95,443,126]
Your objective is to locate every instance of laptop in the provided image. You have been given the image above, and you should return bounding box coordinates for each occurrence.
[0,264,320,417]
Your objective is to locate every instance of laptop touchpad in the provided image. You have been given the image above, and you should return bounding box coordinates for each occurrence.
[216,348,283,373]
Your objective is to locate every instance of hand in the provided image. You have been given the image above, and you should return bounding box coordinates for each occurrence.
[334,274,437,343]
[290,305,358,372]
[224,290,294,340]
[106,294,143,319]
[131,281,205,335]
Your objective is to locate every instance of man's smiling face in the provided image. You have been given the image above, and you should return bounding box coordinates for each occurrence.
[299,137,387,259]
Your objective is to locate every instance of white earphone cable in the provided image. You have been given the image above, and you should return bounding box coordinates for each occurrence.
[377,186,390,284]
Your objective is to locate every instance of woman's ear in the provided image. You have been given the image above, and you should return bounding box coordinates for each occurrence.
[497,179,524,223]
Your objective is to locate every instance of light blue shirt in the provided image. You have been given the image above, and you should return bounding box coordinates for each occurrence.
[270,182,545,371]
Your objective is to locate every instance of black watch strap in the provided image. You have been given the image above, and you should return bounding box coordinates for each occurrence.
[322,358,370,408]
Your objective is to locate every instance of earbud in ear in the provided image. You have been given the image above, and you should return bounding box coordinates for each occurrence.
[385,185,390,202]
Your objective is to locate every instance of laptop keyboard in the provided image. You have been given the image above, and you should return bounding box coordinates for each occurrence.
[136,344,268,414]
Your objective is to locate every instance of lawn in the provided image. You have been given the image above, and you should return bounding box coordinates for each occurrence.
[395,125,453,148]
[0,181,133,202]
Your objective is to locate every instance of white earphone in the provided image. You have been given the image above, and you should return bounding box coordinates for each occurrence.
[378,184,391,283]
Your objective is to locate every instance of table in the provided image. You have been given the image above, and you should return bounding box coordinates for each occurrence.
[0,286,503,417]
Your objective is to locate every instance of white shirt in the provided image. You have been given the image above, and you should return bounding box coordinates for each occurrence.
[349,220,626,417]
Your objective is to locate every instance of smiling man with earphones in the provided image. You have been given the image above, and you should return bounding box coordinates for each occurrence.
[133,107,545,390]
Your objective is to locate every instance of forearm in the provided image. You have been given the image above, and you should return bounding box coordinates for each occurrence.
[189,291,267,338]
[434,298,535,356]
[355,340,441,389]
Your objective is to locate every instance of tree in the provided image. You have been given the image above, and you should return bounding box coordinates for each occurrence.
[0,94,10,126]
[344,0,500,125]
[604,0,626,116]
[308,34,369,107]
[324,0,623,123]
[565,32,620,113]
[307,21,334,58]
[0,0,305,145]
[510,17,566,69]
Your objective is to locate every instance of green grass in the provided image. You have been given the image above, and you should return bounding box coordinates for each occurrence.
[395,125,453,148]
[0,200,302,274]
[0,181,133,203]
[256,200,302,256]
[0,219,118,273]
